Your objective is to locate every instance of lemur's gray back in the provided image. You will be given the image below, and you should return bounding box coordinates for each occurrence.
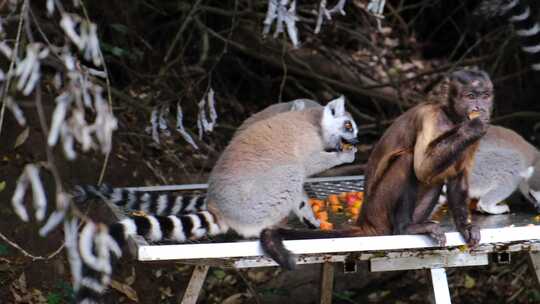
[235,99,321,135]
[469,125,540,213]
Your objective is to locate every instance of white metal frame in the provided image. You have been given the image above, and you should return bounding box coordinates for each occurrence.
[105,177,540,304]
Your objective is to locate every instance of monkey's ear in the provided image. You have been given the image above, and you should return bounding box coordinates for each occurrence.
[325,95,345,117]
[290,100,306,111]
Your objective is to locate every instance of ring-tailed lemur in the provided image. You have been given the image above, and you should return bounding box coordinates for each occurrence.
[436,125,540,215]
[75,97,323,220]
[74,96,359,302]
[475,0,540,71]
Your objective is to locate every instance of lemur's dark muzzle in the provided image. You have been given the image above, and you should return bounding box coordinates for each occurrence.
[344,137,359,145]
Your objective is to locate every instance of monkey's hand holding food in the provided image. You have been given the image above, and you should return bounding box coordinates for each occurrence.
[457,223,481,247]
[461,116,488,138]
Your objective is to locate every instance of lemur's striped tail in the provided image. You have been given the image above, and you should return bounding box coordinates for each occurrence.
[75,210,228,303]
[109,211,226,246]
[476,0,540,71]
[72,184,207,215]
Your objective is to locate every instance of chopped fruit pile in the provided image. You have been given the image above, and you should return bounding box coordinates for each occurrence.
[308,191,364,230]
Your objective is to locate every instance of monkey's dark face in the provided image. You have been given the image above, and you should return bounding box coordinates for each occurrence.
[450,78,493,123]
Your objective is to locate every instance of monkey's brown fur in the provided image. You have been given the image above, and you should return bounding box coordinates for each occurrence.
[357,69,493,246]
[279,69,492,249]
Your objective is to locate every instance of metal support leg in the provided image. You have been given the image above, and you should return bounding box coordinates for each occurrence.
[181,265,210,304]
[528,251,540,286]
[320,262,335,304]
[427,268,451,304]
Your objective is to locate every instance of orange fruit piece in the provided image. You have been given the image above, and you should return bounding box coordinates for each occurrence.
[309,199,325,207]
[330,205,343,213]
[328,194,340,206]
[312,204,322,213]
[317,211,329,221]
[320,222,334,230]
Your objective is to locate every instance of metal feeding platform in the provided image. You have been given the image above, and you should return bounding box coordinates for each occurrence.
[104,175,540,304]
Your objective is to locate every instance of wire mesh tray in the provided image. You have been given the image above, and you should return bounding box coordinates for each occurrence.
[125,175,364,200]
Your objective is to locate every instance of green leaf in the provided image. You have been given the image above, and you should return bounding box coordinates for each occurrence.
[14,127,29,149]
[529,290,540,301]
[212,269,226,280]
[47,292,62,304]
[0,181,6,192]
[0,244,8,256]
[110,23,129,34]
[101,42,128,58]
[464,274,475,289]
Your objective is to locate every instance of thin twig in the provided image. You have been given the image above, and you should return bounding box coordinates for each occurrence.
[164,0,203,62]
[199,21,401,104]
[0,231,64,261]
[234,269,262,304]
[80,0,115,185]
[0,0,27,137]
[278,38,288,103]
[492,111,540,123]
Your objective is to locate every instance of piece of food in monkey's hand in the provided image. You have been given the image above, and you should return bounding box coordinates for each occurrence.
[468,111,480,120]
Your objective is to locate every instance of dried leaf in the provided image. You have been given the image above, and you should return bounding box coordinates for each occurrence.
[159,286,173,299]
[14,128,29,149]
[0,181,5,192]
[464,274,475,289]
[125,267,136,285]
[110,279,139,302]
[222,293,250,304]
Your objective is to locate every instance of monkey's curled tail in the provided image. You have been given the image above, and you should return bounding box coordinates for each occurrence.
[75,211,228,303]
[72,184,207,215]
[476,0,540,71]
[262,225,379,271]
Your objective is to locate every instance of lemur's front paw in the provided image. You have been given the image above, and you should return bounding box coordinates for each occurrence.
[338,146,357,163]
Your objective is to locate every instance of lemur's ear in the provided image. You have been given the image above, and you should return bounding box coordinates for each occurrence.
[290,100,306,111]
[324,95,345,117]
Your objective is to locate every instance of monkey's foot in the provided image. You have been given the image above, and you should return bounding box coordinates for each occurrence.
[457,223,480,248]
[405,222,446,246]
[260,229,297,270]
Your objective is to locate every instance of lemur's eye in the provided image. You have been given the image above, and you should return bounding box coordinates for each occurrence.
[344,120,353,132]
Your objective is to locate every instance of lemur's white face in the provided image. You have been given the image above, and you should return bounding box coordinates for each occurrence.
[321,96,359,151]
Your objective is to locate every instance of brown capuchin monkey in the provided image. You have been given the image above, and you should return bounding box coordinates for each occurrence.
[357,68,493,246]
[278,69,492,250]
